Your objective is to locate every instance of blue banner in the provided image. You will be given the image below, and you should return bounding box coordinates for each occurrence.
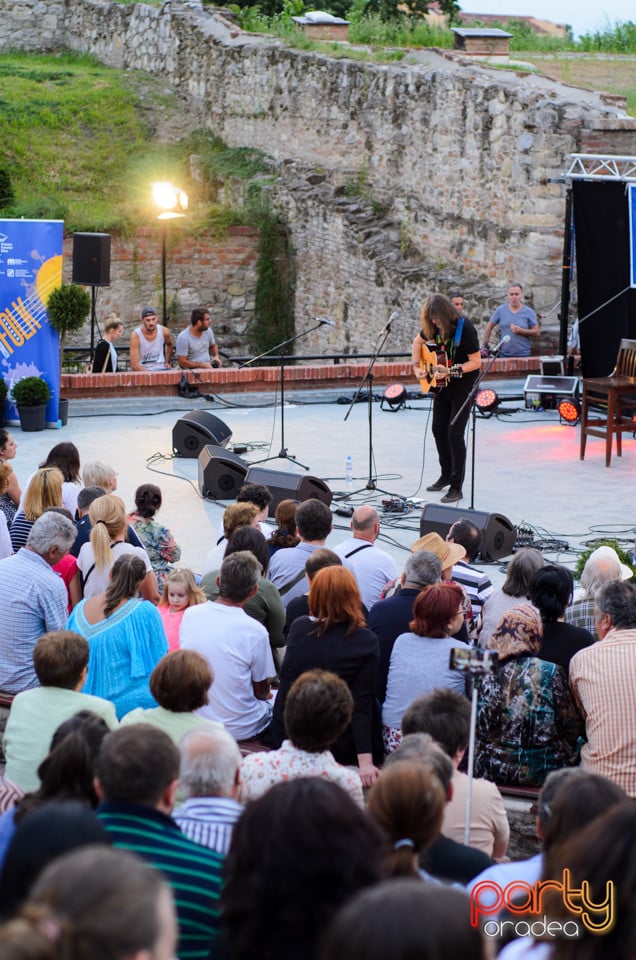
[0,219,63,426]
[630,185,636,289]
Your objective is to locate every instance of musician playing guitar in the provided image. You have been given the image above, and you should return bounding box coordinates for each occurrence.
[411,294,481,504]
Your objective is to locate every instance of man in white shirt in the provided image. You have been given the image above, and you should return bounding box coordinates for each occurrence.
[333,505,398,609]
[129,307,173,371]
[180,551,275,740]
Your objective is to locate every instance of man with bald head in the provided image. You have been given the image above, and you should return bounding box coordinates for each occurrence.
[333,505,398,609]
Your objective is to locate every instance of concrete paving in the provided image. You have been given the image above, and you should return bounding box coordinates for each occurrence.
[9,378,635,585]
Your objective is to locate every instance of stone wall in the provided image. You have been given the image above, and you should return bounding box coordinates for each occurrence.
[61,225,259,350]
[2,0,636,354]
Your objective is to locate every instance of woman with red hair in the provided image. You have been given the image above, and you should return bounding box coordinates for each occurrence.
[382,582,469,753]
[268,566,381,787]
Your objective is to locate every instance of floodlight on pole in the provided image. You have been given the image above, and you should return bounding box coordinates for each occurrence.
[151,182,188,326]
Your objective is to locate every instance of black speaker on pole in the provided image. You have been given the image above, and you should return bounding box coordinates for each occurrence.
[198,446,248,500]
[72,233,111,286]
[173,411,232,458]
[244,466,332,517]
[419,504,516,562]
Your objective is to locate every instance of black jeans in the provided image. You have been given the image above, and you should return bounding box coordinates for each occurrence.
[431,376,476,489]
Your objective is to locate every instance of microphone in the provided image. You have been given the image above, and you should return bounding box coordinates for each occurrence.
[383,310,400,332]
[317,317,336,327]
[491,335,511,355]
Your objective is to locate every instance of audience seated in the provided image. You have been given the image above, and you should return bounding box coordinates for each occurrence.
[0,845,177,958]
[157,568,207,651]
[284,548,343,639]
[267,499,333,607]
[267,498,299,556]
[0,464,13,559]
[383,733,494,884]
[478,547,544,648]
[566,544,632,636]
[180,552,276,740]
[71,484,144,558]
[220,778,386,960]
[129,484,181,591]
[200,526,285,670]
[202,502,259,575]
[0,429,21,526]
[367,549,442,702]
[529,563,594,670]
[3,631,117,793]
[10,467,64,552]
[240,669,364,806]
[476,606,583,787]
[95,724,223,960]
[332,506,399,609]
[0,512,76,695]
[446,518,493,638]
[401,688,509,858]
[68,554,167,718]
[268,566,381,787]
[382,582,469,753]
[173,726,243,854]
[121,649,222,741]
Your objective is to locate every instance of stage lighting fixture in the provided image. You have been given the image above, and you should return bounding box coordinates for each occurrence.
[476,388,499,417]
[381,383,406,412]
[558,398,580,425]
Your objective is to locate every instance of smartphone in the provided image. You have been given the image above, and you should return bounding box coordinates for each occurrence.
[449,646,498,676]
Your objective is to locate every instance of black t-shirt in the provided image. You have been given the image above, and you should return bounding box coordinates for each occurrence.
[539,620,594,671]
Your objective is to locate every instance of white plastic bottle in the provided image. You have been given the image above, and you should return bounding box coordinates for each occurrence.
[345,455,353,487]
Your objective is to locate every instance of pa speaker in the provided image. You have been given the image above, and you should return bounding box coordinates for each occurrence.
[419,504,516,562]
[72,233,111,287]
[244,466,332,517]
[173,411,232,458]
[198,446,248,500]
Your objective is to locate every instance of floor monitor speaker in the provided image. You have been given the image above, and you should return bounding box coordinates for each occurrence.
[198,446,248,500]
[72,232,111,286]
[419,503,516,562]
[173,411,232,458]
[244,466,332,517]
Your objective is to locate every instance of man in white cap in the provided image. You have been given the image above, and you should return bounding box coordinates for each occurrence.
[566,545,632,637]
[130,307,173,371]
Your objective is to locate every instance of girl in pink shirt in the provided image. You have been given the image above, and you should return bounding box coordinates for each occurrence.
[158,568,207,651]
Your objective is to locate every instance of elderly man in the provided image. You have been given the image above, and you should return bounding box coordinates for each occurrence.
[0,512,75,694]
[129,306,173,371]
[332,506,398,610]
[566,544,632,636]
[173,727,243,855]
[570,579,636,797]
[176,307,221,370]
[482,282,539,358]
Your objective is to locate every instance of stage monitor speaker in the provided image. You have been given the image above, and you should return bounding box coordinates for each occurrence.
[173,411,232,458]
[244,466,332,516]
[72,233,111,287]
[419,504,516,562]
[198,445,248,500]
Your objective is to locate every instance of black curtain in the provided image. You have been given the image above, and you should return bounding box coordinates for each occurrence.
[572,180,636,378]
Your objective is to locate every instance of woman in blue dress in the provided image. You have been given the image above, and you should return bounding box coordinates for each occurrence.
[68,553,168,719]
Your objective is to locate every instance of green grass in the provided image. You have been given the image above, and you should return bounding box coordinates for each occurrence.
[0,52,272,233]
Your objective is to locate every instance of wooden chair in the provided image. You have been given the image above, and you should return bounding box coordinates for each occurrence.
[580,339,636,467]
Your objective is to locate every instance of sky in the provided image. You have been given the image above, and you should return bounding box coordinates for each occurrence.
[457,1,635,39]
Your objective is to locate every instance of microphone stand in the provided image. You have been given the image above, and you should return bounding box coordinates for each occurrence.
[342,318,396,497]
[241,318,329,470]
[450,346,505,511]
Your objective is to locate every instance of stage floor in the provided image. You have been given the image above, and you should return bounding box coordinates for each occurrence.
[12,385,635,584]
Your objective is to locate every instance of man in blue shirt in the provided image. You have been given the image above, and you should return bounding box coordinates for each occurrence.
[482,283,539,358]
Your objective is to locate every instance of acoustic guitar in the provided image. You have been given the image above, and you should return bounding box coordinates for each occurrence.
[417,342,463,394]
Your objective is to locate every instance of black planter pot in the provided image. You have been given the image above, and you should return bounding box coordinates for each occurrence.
[17,404,47,432]
[58,397,69,426]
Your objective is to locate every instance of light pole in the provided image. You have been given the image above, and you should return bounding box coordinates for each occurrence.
[151,182,188,327]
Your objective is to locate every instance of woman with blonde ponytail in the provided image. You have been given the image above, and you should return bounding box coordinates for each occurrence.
[76,494,159,603]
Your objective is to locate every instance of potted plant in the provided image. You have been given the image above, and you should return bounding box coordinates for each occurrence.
[11,376,52,432]
[46,282,91,424]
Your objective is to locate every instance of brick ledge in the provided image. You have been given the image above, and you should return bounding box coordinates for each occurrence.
[61,357,541,399]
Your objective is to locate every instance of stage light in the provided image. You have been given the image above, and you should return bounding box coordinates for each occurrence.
[381,383,406,412]
[152,182,188,326]
[476,388,499,417]
[558,398,580,425]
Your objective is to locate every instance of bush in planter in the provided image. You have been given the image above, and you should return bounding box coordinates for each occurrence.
[11,376,51,407]
[46,283,91,391]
